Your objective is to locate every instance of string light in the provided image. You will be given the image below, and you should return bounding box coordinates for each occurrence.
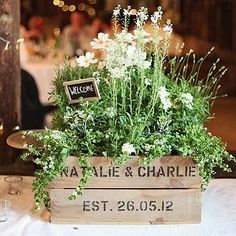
[52,1,96,16]
[69,5,76,12]
[62,5,69,11]
[88,0,96,4]
[58,1,64,7]
[78,3,86,11]
[53,0,60,5]
[87,7,96,16]
[53,28,61,36]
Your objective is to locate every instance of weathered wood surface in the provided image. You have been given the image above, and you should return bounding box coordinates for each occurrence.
[51,156,201,189]
[50,189,201,224]
[0,0,21,164]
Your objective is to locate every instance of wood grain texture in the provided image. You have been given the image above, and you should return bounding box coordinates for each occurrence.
[0,0,21,164]
[51,156,201,189]
[50,189,201,224]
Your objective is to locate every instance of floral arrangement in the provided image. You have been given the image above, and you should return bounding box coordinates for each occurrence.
[22,6,235,211]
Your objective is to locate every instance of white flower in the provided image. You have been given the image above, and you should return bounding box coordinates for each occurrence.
[154,139,165,145]
[144,144,153,152]
[126,45,151,69]
[144,78,151,85]
[122,143,136,155]
[109,66,126,78]
[133,29,151,43]
[123,6,131,16]
[90,33,111,50]
[158,86,172,111]
[151,6,163,24]
[113,5,121,17]
[51,130,63,141]
[136,7,148,27]
[76,52,98,68]
[126,45,136,57]
[163,19,173,35]
[116,30,134,43]
[180,93,193,109]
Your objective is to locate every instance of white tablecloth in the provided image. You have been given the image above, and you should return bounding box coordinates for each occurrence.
[0,177,235,236]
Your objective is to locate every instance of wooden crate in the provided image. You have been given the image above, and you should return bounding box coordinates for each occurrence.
[50,156,201,224]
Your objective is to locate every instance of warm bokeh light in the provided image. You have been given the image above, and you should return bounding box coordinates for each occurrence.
[52,0,96,15]
[130,9,137,15]
[69,5,76,12]
[58,1,64,8]
[53,0,60,6]
[62,5,69,11]
[78,3,86,11]
[88,0,97,4]
[87,7,96,16]
[53,27,61,36]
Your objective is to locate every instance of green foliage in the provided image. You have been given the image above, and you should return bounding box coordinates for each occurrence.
[21,6,235,210]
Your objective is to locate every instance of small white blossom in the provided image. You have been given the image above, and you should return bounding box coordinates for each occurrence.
[113,5,121,17]
[116,30,134,43]
[180,93,193,109]
[90,32,111,50]
[76,52,98,68]
[136,7,148,27]
[126,45,151,69]
[151,6,163,24]
[158,86,172,111]
[92,71,100,78]
[133,29,151,44]
[163,19,173,35]
[122,143,136,155]
[109,66,126,78]
[144,78,151,85]
[154,139,165,145]
[144,144,153,152]
[123,6,131,16]
[50,130,63,141]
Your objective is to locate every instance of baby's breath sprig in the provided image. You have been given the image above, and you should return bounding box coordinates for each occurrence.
[123,5,131,32]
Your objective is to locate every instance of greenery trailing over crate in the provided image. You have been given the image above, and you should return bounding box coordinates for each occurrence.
[21,6,235,211]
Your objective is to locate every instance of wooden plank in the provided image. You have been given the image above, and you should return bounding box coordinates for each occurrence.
[51,156,201,189]
[50,189,201,224]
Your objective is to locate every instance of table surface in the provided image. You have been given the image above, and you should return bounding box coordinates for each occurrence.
[0,177,235,236]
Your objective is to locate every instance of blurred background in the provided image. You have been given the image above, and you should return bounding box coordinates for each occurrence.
[0,0,235,175]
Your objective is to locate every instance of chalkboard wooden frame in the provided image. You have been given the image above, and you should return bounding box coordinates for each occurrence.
[63,78,100,104]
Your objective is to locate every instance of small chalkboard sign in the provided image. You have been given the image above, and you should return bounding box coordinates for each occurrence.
[63,78,100,104]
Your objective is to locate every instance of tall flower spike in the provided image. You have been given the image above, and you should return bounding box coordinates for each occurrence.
[136,7,149,28]
[123,5,131,16]
[113,5,121,17]
[151,6,163,25]
[113,5,122,34]
[123,6,131,31]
